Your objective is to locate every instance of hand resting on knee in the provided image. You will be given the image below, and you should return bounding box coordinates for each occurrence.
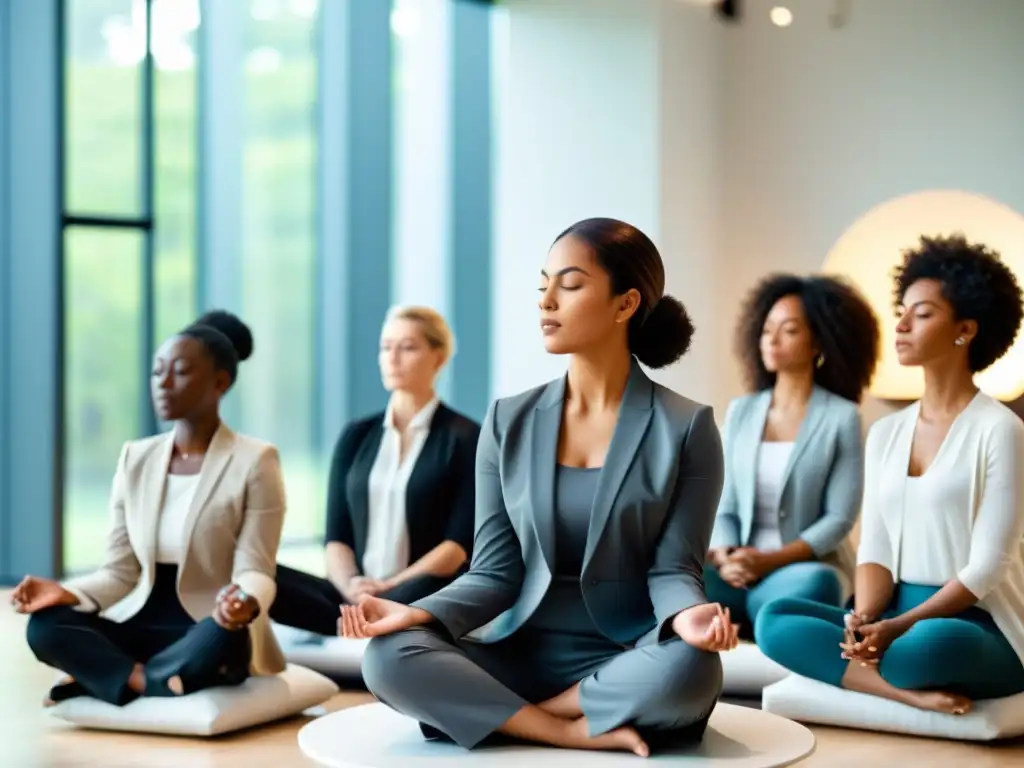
[673,603,740,652]
[212,583,261,631]
[338,595,432,638]
[10,576,80,614]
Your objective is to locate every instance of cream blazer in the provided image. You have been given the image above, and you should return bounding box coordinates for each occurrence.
[857,393,1024,667]
[63,424,288,676]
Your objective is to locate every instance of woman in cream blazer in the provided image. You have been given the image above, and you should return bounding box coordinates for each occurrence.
[707,274,880,636]
[757,235,1024,716]
[11,311,287,707]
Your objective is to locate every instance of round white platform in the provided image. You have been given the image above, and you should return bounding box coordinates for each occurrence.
[298,702,815,767]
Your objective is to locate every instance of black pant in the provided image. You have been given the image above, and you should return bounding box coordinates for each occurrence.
[269,564,455,637]
[26,564,252,706]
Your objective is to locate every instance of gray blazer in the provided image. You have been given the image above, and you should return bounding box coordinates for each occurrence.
[709,386,863,578]
[412,360,725,647]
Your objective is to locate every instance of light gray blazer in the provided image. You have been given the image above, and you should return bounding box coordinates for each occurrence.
[413,360,725,646]
[709,386,863,578]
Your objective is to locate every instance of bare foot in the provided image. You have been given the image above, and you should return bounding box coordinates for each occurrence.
[42,675,76,707]
[43,679,83,708]
[537,683,583,719]
[128,663,146,694]
[903,690,972,715]
[841,658,971,716]
[567,718,650,757]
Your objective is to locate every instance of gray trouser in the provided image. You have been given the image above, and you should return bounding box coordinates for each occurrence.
[361,625,723,750]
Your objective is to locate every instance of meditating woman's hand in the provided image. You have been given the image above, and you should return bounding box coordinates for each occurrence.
[726,547,770,581]
[850,617,907,659]
[341,575,387,603]
[718,560,754,588]
[338,595,431,639]
[673,602,740,652]
[707,547,732,569]
[9,576,78,614]
[213,583,260,630]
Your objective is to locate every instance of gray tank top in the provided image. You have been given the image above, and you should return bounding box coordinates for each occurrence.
[526,465,604,636]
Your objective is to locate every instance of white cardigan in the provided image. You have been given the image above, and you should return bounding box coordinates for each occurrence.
[857,392,1024,666]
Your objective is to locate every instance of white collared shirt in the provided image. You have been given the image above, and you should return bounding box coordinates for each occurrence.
[362,397,440,580]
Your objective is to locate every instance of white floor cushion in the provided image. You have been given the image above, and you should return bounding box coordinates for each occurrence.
[721,641,789,696]
[273,624,369,677]
[298,701,816,768]
[763,673,1024,741]
[46,664,339,736]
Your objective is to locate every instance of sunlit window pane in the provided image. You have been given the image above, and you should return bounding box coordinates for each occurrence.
[235,0,321,547]
[65,0,144,217]
[63,227,144,573]
[154,0,199,344]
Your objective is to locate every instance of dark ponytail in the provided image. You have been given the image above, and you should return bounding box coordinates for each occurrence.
[628,294,694,369]
[553,217,694,369]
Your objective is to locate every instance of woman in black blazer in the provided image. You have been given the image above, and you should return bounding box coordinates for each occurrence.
[270,306,480,636]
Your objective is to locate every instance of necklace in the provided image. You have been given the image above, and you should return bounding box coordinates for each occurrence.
[179,450,206,461]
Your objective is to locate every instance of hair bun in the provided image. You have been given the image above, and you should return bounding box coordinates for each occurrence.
[194,310,254,362]
[629,294,694,369]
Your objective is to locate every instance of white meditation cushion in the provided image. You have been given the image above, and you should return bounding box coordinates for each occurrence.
[298,701,816,768]
[273,623,369,677]
[47,664,339,736]
[763,673,1024,741]
[720,641,789,696]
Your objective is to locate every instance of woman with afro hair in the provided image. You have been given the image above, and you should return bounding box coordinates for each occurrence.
[757,234,1024,716]
[706,273,880,638]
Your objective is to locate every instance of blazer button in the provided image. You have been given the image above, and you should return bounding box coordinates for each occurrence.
[590,579,599,585]
[779,510,787,519]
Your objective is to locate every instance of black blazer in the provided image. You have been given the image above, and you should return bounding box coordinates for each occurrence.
[324,403,481,571]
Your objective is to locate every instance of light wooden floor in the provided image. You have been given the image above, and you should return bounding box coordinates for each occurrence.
[2,598,1022,767]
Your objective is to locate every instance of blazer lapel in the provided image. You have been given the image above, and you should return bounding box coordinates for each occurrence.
[180,424,236,560]
[530,377,564,574]
[582,362,653,569]
[779,386,827,493]
[739,391,772,544]
[140,434,175,571]
[350,424,384,560]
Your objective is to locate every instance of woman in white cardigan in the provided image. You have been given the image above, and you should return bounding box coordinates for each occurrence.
[756,234,1024,716]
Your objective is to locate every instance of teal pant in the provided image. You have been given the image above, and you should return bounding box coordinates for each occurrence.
[704,561,842,640]
[755,583,1024,700]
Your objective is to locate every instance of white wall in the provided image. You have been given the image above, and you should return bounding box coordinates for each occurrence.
[490,0,727,405]
[650,0,725,404]
[391,0,452,314]
[492,0,1024,420]
[719,0,1024,415]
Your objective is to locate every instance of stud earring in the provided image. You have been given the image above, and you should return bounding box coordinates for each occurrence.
[815,354,825,369]
[955,337,966,346]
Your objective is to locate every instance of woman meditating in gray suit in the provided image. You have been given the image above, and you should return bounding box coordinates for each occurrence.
[338,217,738,758]
[706,274,880,637]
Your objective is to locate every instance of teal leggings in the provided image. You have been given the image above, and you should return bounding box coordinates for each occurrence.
[704,561,843,640]
[755,584,1024,700]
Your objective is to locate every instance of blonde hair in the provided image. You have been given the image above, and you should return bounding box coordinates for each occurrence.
[383,305,456,366]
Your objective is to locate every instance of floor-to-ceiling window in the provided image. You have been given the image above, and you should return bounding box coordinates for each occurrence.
[60,0,321,573]
[50,0,490,579]
[237,0,321,557]
[62,0,163,572]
